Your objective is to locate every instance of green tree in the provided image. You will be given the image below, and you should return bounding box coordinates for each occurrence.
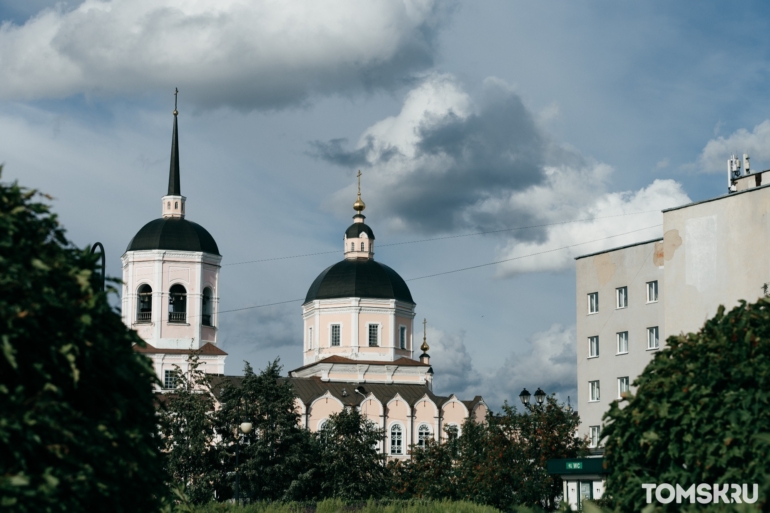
[214,360,316,502]
[0,170,167,511]
[159,351,218,504]
[317,406,389,500]
[393,398,583,511]
[603,298,770,512]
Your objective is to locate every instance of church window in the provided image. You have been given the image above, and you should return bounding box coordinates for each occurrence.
[390,424,403,455]
[444,424,459,441]
[308,327,313,349]
[168,284,187,323]
[163,369,177,390]
[136,284,152,323]
[368,324,379,346]
[417,424,431,448]
[175,201,178,209]
[331,324,341,347]
[361,242,365,251]
[399,326,407,349]
[167,201,170,209]
[202,287,214,326]
[351,242,354,251]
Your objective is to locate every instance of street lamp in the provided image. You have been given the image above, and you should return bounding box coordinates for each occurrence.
[234,421,253,505]
[534,388,546,406]
[519,388,531,407]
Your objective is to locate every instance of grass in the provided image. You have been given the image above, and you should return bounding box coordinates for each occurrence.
[187,499,503,513]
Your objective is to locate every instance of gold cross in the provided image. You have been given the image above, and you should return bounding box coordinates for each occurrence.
[423,318,427,338]
[357,170,362,195]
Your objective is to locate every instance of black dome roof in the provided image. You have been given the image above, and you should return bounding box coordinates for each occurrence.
[126,218,220,255]
[345,222,375,240]
[305,259,413,304]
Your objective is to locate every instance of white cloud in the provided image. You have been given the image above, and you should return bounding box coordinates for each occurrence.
[495,175,690,276]
[429,323,578,409]
[0,0,446,109]
[697,120,770,173]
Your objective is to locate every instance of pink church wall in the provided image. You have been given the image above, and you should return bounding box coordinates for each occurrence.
[308,395,344,431]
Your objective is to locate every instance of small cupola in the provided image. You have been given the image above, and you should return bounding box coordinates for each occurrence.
[419,318,430,365]
[162,89,186,219]
[344,171,375,260]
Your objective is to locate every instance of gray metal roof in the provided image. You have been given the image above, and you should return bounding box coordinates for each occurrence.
[304,259,414,304]
[126,217,220,255]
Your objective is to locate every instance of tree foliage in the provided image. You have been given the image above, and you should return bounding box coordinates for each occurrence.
[603,298,770,512]
[317,407,389,501]
[159,351,219,504]
[214,360,317,502]
[0,170,167,511]
[393,397,585,511]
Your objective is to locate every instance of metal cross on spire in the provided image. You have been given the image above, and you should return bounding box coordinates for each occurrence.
[173,87,179,115]
[421,318,430,353]
[357,170,362,196]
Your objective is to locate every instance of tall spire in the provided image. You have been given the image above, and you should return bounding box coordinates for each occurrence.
[168,88,181,196]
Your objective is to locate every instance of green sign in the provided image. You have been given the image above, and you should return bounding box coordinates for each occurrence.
[566,462,583,470]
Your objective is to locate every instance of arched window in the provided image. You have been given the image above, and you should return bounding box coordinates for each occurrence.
[361,242,365,251]
[390,424,403,455]
[167,201,170,209]
[174,201,178,209]
[417,424,431,448]
[202,287,213,326]
[136,284,152,323]
[350,242,354,251]
[168,284,187,323]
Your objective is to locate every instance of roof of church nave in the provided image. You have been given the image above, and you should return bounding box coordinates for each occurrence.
[125,91,220,256]
[211,374,484,412]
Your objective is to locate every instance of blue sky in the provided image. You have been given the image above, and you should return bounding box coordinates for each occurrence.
[3,0,770,408]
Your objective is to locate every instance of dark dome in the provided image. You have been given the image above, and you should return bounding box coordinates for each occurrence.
[345,222,375,240]
[305,259,413,304]
[126,218,220,255]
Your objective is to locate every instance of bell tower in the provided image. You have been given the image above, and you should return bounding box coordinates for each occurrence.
[122,91,226,384]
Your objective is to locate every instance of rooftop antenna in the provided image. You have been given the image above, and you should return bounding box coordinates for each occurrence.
[727,154,741,193]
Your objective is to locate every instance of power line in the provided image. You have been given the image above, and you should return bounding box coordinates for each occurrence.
[211,224,662,315]
[406,224,661,281]
[224,209,660,266]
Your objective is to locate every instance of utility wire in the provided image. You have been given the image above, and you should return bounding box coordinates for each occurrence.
[211,224,662,316]
[224,209,660,266]
[406,224,661,281]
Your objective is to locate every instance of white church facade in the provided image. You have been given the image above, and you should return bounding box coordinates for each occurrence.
[121,102,487,456]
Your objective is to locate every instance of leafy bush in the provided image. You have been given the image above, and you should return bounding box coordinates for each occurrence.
[603,299,770,511]
[0,170,167,511]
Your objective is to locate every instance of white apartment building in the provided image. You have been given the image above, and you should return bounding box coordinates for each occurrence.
[576,162,770,444]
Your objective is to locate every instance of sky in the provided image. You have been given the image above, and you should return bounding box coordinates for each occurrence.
[4,0,770,409]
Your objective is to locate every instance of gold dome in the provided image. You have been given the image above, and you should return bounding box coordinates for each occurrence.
[353,170,366,213]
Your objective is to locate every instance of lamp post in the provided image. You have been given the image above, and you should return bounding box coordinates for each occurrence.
[519,387,547,410]
[234,421,252,505]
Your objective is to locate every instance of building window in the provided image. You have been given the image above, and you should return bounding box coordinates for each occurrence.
[368,324,379,347]
[331,324,341,347]
[417,424,431,448]
[618,376,630,398]
[616,331,628,354]
[168,284,187,323]
[163,370,177,390]
[616,286,628,309]
[308,327,313,349]
[647,280,658,303]
[390,425,403,455]
[589,380,600,402]
[588,292,599,314]
[350,242,354,251]
[399,326,407,349]
[589,426,600,447]
[647,326,659,349]
[588,336,599,358]
[444,424,459,441]
[202,287,214,326]
[361,242,365,251]
[136,284,152,323]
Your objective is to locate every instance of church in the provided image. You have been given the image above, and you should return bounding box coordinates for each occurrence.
[122,103,487,457]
